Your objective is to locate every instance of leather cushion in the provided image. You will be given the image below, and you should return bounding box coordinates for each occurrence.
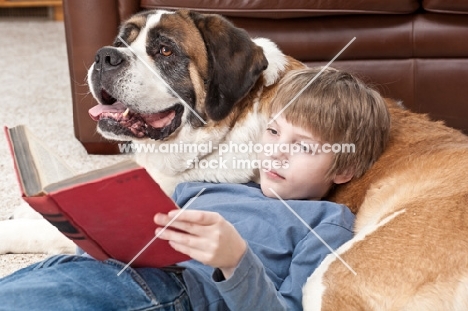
[422,0,468,14]
[306,59,468,134]
[228,13,468,61]
[141,0,420,18]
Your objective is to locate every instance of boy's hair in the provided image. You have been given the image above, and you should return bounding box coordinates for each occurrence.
[268,67,390,179]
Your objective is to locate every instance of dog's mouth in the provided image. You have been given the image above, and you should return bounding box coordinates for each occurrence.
[88,90,184,140]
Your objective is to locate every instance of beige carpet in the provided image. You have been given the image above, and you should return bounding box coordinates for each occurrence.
[0,19,130,277]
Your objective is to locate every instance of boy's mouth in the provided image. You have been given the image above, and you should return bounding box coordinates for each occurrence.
[262,168,286,180]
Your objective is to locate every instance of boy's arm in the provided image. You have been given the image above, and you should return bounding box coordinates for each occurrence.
[213,222,354,310]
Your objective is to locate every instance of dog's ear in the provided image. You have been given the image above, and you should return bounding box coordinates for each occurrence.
[189,11,268,121]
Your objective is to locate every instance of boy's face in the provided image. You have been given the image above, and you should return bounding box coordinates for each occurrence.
[258,116,345,200]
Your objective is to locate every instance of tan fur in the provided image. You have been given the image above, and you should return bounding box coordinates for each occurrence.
[188,62,207,116]
[160,11,209,79]
[125,15,147,44]
[126,14,148,29]
[307,100,468,310]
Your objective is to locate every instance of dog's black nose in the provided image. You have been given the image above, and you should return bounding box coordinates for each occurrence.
[94,47,125,71]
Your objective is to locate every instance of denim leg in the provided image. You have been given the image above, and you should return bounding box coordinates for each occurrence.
[0,255,192,311]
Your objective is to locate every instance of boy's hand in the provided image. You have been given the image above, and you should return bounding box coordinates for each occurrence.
[154,210,247,279]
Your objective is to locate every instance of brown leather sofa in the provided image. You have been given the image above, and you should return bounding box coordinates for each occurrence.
[63,0,468,154]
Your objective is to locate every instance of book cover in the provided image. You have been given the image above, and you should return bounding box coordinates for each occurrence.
[5,125,191,268]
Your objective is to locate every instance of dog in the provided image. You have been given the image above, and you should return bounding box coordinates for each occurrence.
[303,99,468,310]
[87,9,306,195]
[0,9,304,254]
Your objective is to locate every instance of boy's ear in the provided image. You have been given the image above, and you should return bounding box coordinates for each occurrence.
[333,171,354,184]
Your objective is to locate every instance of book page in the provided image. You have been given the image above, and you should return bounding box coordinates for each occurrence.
[24,128,76,189]
[44,160,139,194]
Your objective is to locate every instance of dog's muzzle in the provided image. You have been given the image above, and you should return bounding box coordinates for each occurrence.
[88,47,185,141]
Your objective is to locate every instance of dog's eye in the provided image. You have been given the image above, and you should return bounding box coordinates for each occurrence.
[160,46,172,57]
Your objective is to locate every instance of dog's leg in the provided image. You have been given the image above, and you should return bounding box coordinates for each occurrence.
[10,203,43,220]
[0,219,75,255]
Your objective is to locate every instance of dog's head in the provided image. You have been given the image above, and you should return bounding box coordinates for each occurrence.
[88,9,268,141]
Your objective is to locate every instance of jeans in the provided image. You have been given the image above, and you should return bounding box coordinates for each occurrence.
[0,255,192,311]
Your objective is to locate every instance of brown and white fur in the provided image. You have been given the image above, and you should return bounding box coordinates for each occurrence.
[303,100,468,310]
[0,10,304,254]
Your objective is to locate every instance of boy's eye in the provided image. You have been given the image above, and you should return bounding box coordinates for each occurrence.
[295,142,310,152]
[266,128,278,135]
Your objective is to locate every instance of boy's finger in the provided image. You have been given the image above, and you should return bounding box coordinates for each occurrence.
[167,210,219,226]
[156,227,208,252]
[168,240,217,265]
[154,212,170,225]
[161,218,207,236]
[155,212,207,236]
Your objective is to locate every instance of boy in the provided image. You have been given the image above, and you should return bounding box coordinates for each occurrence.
[0,67,390,310]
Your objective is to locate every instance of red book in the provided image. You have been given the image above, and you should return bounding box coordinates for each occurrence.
[5,125,190,268]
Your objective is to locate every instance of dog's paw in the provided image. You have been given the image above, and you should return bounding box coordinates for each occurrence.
[10,202,43,220]
[0,219,75,255]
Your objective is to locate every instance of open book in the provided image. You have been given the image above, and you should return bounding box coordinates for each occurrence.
[5,125,190,268]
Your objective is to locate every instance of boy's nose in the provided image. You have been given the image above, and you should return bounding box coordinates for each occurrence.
[269,144,288,161]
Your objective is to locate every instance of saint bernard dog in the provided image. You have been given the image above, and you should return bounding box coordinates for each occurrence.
[0,10,304,253]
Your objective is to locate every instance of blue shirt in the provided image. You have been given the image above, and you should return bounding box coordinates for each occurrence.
[173,182,355,311]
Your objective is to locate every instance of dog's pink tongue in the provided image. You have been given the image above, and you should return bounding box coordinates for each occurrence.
[89,102,126,121]
[143,111,176,128]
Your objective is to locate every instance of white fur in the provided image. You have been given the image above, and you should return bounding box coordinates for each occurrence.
[0,202,75,255]
[453,275,468,310]
[253,38,288,87]
[0,219,75,255]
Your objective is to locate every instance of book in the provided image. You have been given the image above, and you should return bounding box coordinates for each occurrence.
[5,125,190,268]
